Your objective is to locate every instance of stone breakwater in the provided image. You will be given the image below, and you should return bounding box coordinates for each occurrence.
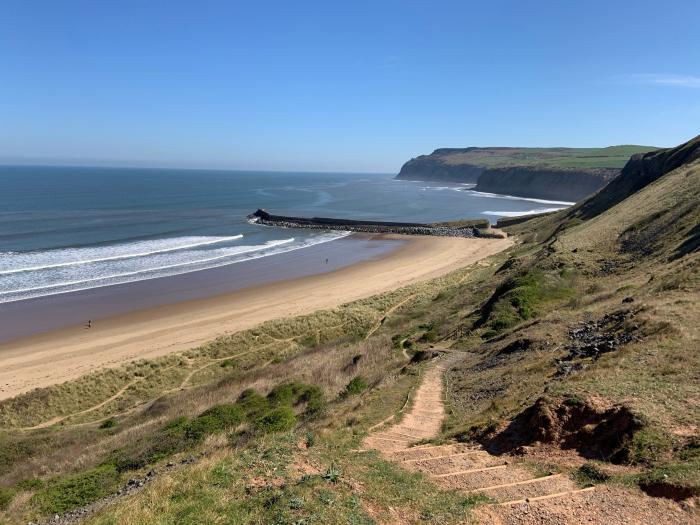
[247,209,505,239]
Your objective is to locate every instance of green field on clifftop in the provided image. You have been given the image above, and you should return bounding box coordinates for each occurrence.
[435,145,658,169]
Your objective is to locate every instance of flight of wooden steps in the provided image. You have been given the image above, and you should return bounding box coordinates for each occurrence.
[386,443,593,506]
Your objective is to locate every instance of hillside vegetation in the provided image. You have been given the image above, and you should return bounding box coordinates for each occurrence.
[408,146,657,170]
[0,137,698,524]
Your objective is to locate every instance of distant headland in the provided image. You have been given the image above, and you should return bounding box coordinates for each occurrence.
[396,145,657,202]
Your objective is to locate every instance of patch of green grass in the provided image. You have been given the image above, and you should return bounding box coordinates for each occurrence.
[573,463,611,486]
[33,464,120,515]
[628,427,670,466]
[0,486,15,511]
[637,458,700,496]
[479,268,575,333]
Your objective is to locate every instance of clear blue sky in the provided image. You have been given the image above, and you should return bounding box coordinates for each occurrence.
[1,0,698,173]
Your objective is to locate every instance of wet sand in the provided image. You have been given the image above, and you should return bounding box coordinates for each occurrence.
[0,234,511,400]
[0,235,403,343]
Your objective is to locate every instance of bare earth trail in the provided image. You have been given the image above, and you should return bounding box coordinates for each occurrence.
[363,354,693,524]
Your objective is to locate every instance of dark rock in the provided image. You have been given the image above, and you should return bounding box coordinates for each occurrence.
[409,350,438,364]
[497,338,535,355]
[564,310,638,360]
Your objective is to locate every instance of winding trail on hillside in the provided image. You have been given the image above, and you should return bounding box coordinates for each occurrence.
[362,353,693,524]
[363,353,586,507]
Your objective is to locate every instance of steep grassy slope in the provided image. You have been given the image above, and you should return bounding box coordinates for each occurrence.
[0,138,697,524]
[443,135,700,501]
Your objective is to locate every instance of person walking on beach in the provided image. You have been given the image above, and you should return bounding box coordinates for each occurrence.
[325,258,328,264]
[86,319,92,329]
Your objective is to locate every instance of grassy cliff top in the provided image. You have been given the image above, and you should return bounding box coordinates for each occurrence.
[428,145,658,170]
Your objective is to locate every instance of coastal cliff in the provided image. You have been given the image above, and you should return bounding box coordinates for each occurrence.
[473,166,618,202]
[396,145,656,202]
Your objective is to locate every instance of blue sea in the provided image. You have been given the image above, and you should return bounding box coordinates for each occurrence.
[0,166,570,304]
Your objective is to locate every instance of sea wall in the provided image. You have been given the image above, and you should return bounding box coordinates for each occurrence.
[247,210,505,238]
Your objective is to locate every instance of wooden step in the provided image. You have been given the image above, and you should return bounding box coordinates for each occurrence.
[486,474,578,503]
[469,474,563,493]
[401,450,488,463]
[433,465,534,491]
[499,486,595,506]
[432,465,507,478]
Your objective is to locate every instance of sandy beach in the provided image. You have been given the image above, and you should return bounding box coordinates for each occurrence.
[0,234,510,400]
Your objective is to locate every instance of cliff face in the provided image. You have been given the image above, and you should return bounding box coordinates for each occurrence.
[397,154,485,183]
[474,167,618,202]
[575,135,700,220]
[396,145,657,202]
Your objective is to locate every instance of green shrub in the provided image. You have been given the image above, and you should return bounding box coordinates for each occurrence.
[343,376,367,397]
[266,382,325,418]
[573,463,610,485]
[33,464,119,514]
[99,418,117,429]
[185,404,244,441]
[236,389,269,418]
[305,431,315,448]
[255,407,297,433]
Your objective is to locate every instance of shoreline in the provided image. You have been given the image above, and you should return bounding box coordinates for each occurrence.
[0,234,402,342]
[0,234,511,400]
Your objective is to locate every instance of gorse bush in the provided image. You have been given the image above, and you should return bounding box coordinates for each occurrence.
[237,389,270,418]
[254,406,297,433]
[184,404,244,442]
[267,382,325,418]
[343,376,368,397]
[574,463,610,485]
